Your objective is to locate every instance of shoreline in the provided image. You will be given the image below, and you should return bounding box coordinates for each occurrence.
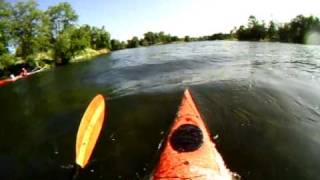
[70,48,110,63]
[0,48,110,79]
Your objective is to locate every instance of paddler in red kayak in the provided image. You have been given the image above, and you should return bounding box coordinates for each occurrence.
[20,68,28,77]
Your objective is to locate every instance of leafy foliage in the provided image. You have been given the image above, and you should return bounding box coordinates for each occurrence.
[142,31,180,45]
[0,54,15,71]
[287,15,320,43]
[0,0,12,54]
[127,36,140,48]
[234,15,320,43]
[236,16,267,41]
[0,0,113,75]
[111,39,126,50]
[46,2,78,40]
[90,26,111,50]
[184,35,190,42]
[11,0,43,59]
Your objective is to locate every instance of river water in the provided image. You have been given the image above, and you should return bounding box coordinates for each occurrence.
[0,41,320,179]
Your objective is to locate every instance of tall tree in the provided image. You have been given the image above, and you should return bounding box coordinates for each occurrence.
[236,15,267,41]
[144,32,156,45]
[46,2,78,63]
[127,36,139,48]
[11,0,43,59]
[0,0,12,54]
[184,35,190,42]
[111,39,126,50]
[46,2,78,41]
[278,23,290,42]
[54,26,89,64]
[267,21,278,41]
[90,26,111,50]
[288,15,320,43]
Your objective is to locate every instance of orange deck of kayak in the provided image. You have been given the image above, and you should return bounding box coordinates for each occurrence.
[153,89,233,180]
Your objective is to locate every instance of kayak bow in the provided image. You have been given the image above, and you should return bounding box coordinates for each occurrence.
[0,79,12,86]
[153,89,234,180]
[75,94,106,168]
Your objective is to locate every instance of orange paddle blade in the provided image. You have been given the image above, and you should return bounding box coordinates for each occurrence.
[76,94,106,168]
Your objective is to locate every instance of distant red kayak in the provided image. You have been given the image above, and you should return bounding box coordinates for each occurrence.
[0,68,45,87]
[0,75,22,87]
[152,89,234,180]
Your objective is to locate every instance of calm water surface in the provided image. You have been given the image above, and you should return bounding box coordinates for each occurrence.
[1,41,320,179]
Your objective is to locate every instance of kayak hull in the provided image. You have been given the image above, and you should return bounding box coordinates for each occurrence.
[152,89,233,180]
[0,79,11,86]
[0,75,24,87]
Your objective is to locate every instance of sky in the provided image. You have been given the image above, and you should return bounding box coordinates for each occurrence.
[9,0,320,41]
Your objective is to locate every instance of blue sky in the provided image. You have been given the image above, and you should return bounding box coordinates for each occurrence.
[8,0,320,41]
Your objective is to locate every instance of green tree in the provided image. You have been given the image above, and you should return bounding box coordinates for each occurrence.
[288,15,320,43]
[170,36,179,42]
[0,0,12,54]
[127,36,139,48]
[0,54,16,73]
[71,26,90,52]
[111,39,126,50]
[248,16,267,40]
[278,23,290,42]
[46,2,78,40]
[267,21,278,41]
[0,1,16,75]
[34,15,51,53]
[90,26,111,50]
[139,39,149,46]
[248,15,259,28]
[140,31,180,45]
[11,0,43,59]
[46,2,78,63]
[184,35,190,42]
[209,33,230,40]
[54,26,88,64]
[236,15,267,41]
[144,32,155,45]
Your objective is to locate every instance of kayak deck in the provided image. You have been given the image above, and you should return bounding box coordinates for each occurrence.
[153,89,234,180]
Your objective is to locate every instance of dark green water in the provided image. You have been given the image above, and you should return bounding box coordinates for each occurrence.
[1,41,320,179]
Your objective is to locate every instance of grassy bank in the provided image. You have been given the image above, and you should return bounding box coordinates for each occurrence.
[34,48,110,64]
[70,48,110,63]
[0,48,110,79]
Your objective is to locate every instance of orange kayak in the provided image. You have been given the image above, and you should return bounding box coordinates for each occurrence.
[152,89,234,180]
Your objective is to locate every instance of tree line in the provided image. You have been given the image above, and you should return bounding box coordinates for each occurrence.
[233,15,320,43]
[111,31,180,50]
[121,14,320,46]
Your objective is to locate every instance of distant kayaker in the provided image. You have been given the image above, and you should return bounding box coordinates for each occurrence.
[20,68,28,77]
